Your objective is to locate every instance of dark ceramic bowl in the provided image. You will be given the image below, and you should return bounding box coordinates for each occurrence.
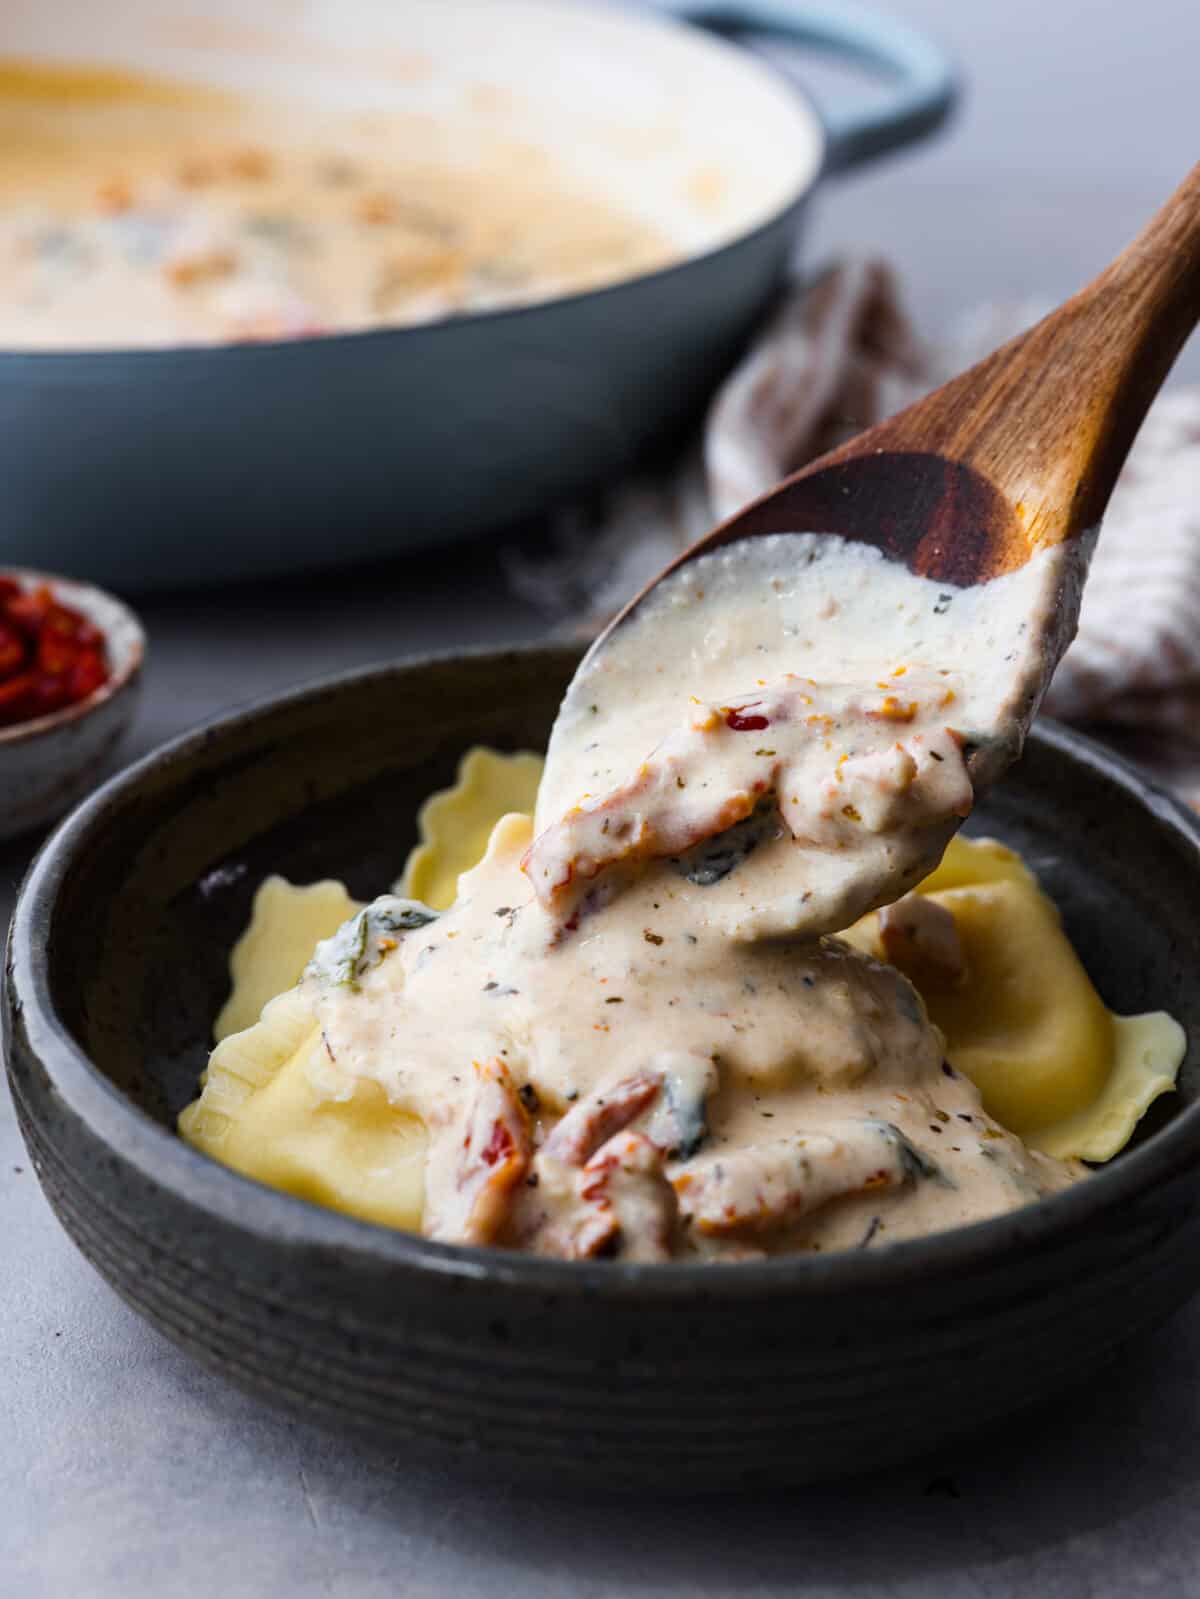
[6,644,1200,1489]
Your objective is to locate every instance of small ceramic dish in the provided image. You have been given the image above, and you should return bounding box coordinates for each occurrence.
[5,644,1200,1490]
[0,569,144,841]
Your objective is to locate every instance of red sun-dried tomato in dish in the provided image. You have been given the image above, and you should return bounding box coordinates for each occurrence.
[0,576,110,729]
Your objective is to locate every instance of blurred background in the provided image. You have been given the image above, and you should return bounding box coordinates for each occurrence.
[794,0,1199,343]
[1,0,1196,786]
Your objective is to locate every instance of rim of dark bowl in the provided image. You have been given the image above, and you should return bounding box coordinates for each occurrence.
[0,13,826,366]
[9,642,1200,1303]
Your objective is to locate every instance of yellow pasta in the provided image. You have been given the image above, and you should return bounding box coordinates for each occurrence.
[214,875,360,1042]
[842,837,1183,1161]
[183,976,427,1230]
[399,747,544,911]
[179,756,1183,1233]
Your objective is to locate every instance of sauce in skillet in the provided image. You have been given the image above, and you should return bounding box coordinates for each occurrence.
[0,62,673,348]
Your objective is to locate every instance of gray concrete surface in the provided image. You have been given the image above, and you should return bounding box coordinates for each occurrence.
[5,0,1200,1592]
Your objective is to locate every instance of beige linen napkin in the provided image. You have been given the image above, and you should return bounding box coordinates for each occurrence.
[507,260,1200,804]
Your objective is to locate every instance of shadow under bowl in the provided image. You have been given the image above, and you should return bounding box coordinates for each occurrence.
[5,643,1200,1489]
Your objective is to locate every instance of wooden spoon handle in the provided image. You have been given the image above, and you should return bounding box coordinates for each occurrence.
[1059,160,1200,533]
[599,166,1200,633]
[866,161,1200,547]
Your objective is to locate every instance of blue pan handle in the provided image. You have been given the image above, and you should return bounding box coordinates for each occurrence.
[664,0,958,175]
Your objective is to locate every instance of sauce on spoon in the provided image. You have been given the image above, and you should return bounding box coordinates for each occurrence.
[530,531,1084,940]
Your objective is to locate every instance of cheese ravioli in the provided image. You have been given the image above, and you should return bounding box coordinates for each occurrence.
[842,837,1184,1161]
[179,752,1184,1233]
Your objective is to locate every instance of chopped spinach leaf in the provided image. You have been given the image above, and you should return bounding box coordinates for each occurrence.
[307,896,437,992]
[873,1120,955,1189]
[672,801,778,887]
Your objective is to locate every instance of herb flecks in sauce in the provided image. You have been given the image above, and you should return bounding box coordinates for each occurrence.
[299,533,1090,1259]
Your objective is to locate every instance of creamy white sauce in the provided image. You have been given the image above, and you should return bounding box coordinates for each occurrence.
[533,534,1078,939]
[305,817,1079,1260]
[300,532,1090,1260]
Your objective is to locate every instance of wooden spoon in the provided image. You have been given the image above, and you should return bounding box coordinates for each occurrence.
[596,159,1200,688]
[530,165,1200,932]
